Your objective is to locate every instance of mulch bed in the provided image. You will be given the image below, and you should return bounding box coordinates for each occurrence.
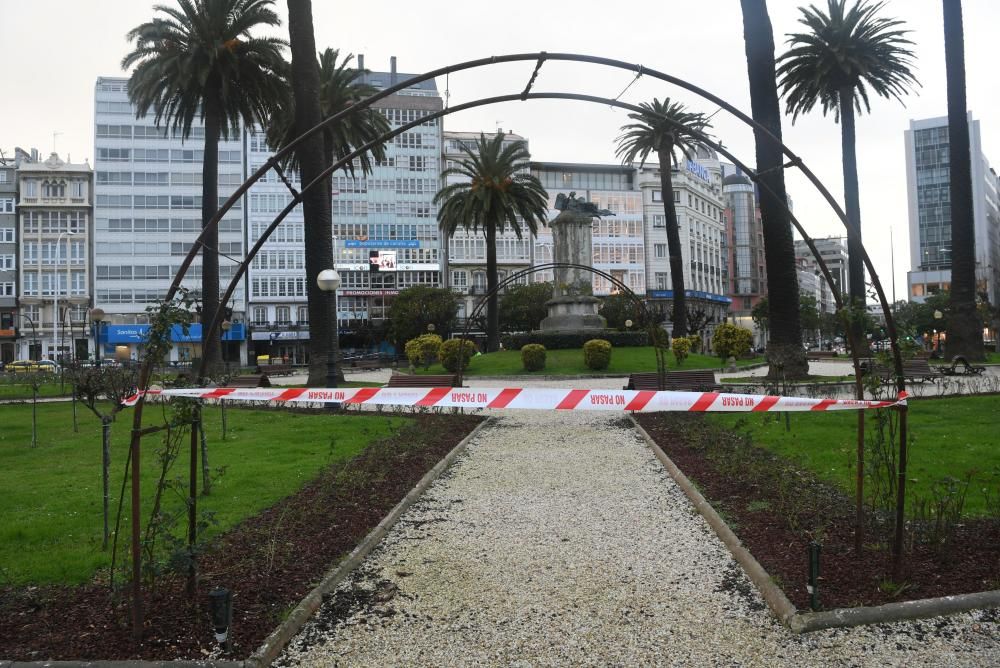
[0,411,483,661]
[636,413,1000,611]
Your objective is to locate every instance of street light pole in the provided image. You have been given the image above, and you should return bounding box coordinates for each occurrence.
[316,269,342,390]
[90,307,105,367]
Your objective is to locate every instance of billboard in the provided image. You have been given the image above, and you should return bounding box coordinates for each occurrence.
[369,250,397,272]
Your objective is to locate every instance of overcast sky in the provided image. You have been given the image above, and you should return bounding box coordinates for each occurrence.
[2,0,998,300]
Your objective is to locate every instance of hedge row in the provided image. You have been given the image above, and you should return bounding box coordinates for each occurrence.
[502,330,649,350]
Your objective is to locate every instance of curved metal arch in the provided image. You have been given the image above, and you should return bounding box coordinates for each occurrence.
[453,262,667,386]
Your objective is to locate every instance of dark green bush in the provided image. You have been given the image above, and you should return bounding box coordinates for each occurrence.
[439,338,477,372]
[520,344,546,371]
[503,330,647,350]
[583,339,612,370]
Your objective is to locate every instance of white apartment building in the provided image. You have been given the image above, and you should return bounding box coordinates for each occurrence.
[442,130,534,323]
[93,76,247,363]
[0,157,16,363]
[794,236,844,314]
[15,150,93,362]
[905,114,1000,304]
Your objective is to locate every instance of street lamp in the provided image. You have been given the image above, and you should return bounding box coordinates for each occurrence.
[90,307,106,367]
[221,319,232,374]
[53,231,77,364]
[316,269,341,388]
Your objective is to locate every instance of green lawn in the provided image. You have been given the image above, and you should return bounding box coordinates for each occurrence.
[0,377,73,400]
[414,348,764,376]
[0,401,407,585]
[707,395,1000,516]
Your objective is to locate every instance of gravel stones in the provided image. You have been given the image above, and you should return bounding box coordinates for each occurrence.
[276,408,999,667]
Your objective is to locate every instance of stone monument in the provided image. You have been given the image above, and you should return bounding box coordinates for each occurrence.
[540,192,614,331]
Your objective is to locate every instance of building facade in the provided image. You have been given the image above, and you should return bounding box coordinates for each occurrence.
[794,236,844,314]
[905,114,1000,305]
[93,76,247,363]
[15,150,93,362]
[719,171,765,339]
[443,130,534,324]
[0,156,16,363]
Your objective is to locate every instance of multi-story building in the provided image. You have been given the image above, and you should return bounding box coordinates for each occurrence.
[14,150,93,362]
[905,113,1000,305]
[92,76,247,363]
[0,155,16,363]
[721,171,766,338]
[443,130,534,323]
[635,151,730,340]
[329,56,444,340]
[794,236,845,314]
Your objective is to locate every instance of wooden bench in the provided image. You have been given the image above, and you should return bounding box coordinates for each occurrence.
[806,350,838,360]
[624,369,720,392]
[863,359,939,383]
[226,374,271,388]
[386,373,459,388]
[257,364,293,376]
[939,355,986,376]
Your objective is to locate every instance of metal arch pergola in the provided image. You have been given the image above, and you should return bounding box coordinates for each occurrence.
[122,52,911,637]
[453,262,669,386]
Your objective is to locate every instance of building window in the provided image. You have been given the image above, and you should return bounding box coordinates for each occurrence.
[451,271,467,288]
[652,214,666,228]
[652,190,662,202]
[275,306,291,324]
[252,306,267,325]
[654,243,667,259]
[297,306,309,324]
[23,180,37,197]
[655,272,669,290]
[0,227,14,242]
[0,197,14,213]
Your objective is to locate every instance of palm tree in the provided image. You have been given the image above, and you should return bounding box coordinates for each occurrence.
[777,0,918,351]
[123,0,286,376]
[739,0,808,380]
[434,132,549,352]
[268,43,390,384]
[615,98,712,337]
[942,0,984,360]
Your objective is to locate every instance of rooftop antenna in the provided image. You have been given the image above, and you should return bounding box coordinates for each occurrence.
[52,131,63,155]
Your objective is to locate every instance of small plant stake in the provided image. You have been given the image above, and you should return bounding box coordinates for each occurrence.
[808,541,821,611]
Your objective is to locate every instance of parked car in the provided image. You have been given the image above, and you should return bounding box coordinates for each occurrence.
[6,359,58,373]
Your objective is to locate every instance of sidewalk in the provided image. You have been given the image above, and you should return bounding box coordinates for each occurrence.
[276,409,998,667]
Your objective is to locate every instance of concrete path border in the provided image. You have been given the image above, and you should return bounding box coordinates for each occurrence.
[628,415,1000,634]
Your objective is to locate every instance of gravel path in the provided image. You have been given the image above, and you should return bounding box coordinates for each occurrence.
[276,410,998,667]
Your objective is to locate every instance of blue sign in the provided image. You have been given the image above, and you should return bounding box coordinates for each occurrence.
[345,239,419,248]
[686,160,711,183]
[648,289,732,305]
[101,323,246,344]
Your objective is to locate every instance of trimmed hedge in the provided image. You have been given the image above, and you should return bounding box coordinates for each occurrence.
[440,338,477,372]
[404,333,442,367]
[583,339,612,370]
[503,330,648,350]
[520,344,546,371]
[672,337,691,365]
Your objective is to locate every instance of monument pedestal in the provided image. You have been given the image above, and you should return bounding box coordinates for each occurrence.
[540,295,606,331]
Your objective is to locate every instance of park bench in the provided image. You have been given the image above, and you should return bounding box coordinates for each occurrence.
[624,369,720,392]
[806,350,838,360]
[862,359,939,384]
[939,355,986,376]
[343,357,383,372]
[257,364,293,376]
[386,373,460,388]
[226,374,271,388]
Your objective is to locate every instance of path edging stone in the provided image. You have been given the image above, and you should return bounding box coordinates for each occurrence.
[244,417,492,667]
[628,415,1000,633]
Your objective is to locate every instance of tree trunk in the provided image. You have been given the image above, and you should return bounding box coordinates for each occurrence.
[943,0,984,360]
[102,415,111,550]
[839,87,867,355]
[485,224,499,352]
[287,0,338,386]
[740,0,807,379]
[200,98,222,377]
[657,143,687,337]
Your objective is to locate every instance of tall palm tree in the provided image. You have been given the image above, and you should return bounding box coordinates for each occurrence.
[268,44,390,384]
[124,0,287,375]
[615,98,712,337]
[739,0,808,380]
[777,0,918,352]
[942,0,984,360]
[434,132,549,352]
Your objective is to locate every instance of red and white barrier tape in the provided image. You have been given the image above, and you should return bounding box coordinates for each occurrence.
[123,386,907,412]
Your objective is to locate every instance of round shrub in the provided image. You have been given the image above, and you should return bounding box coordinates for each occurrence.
[582,338,612,371]
[520,344,547,371]
[440,338,477,372]
[686,334,702,354]
[712,323,753,360]
[672,337,691,365]
[404,333,442,368]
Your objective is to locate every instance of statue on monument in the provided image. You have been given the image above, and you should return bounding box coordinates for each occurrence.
[540,192,615,331]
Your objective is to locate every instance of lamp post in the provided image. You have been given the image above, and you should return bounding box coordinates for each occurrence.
[221,319,232,374]
[933,309,943,354]
[53,231,76,364]
[90,307,105,367]
[316,269,341,389]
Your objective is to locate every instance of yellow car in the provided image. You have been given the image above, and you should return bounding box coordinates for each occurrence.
[5,359,57,373]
